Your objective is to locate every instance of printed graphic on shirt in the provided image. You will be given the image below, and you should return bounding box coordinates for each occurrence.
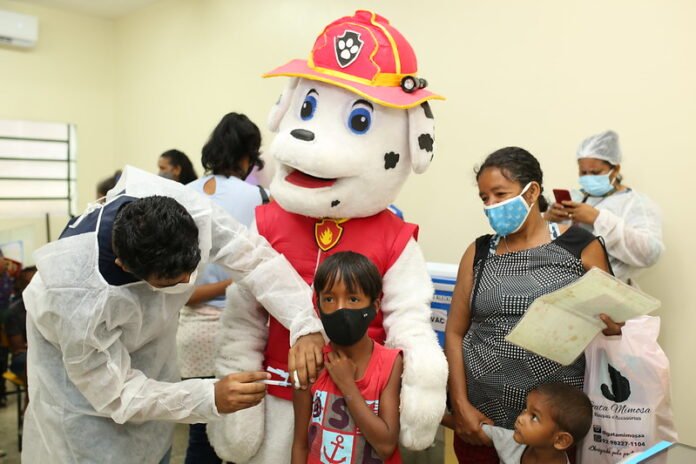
[310,390,383,463]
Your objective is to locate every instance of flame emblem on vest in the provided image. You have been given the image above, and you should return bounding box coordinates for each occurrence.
[315,218,348,252]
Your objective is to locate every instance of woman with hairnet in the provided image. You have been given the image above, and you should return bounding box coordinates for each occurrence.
[21,166,324,464]
[546,130,664,285]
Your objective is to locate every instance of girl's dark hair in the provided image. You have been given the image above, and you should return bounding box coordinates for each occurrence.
[160,149,198,185]
[201,112,264,179]
[314,252,382,304]
[475,146,549,212]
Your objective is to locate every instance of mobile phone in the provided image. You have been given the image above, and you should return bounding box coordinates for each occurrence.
[553,189,572,204]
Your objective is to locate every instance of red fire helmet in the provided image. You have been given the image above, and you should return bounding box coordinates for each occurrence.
[264,10,444,109]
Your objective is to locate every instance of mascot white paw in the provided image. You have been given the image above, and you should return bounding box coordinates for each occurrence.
[215,10,448,462]
[208,284,268,462]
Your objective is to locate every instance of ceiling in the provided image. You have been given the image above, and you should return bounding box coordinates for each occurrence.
[19,0,158,19]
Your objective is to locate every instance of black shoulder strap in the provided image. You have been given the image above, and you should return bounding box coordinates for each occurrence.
[596,236,616,276]
[556,226,616,276]
[258,185,270,204]
[554,226,597,259]
[471,234,493,311]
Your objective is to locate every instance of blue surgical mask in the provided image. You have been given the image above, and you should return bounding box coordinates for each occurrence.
[579,170,615,197]
[483,183,534,237]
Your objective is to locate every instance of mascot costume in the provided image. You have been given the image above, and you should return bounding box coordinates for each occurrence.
[209,10,448,463]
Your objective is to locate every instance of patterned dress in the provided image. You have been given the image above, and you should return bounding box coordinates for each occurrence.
[464,224,598,429]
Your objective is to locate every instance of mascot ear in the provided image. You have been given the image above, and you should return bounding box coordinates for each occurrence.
[408,101,436,174]
[267,77,300,133]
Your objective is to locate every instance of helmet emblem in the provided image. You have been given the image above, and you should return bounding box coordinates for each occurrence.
[334,30,363,68]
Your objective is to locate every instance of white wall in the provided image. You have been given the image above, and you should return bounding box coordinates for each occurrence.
[0,0,117,215]
[3,0,695,446]
[0,0,117,254]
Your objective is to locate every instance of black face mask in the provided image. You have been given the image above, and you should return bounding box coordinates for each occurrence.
[320,305,376,346]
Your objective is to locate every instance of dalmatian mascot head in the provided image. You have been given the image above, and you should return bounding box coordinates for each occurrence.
[264,10,442,218]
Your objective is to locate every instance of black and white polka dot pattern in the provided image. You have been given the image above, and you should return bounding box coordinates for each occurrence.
[463,225,587,429]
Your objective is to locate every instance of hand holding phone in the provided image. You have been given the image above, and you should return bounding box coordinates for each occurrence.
[553,189,572,205]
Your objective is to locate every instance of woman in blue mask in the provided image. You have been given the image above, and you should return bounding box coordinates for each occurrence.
[545,130,664,285]
[444,146,622,464]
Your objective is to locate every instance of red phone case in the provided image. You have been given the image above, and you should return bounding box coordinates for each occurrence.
[553,189,572,204]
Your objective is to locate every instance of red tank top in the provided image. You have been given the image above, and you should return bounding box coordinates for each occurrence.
[255,202,417,400]
[308,342,402,464]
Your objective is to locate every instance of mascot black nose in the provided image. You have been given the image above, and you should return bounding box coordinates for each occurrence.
[290,129,315,141]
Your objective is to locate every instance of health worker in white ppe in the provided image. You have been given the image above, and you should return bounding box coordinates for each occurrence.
[22,166,323,464]
[545,130,664,285]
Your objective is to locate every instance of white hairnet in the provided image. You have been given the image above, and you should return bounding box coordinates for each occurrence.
[576,130,622,165]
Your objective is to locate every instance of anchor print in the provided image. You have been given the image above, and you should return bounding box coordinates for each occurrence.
[322,435,347,464]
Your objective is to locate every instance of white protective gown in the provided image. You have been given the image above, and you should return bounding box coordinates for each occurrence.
[573,188,664,284]
[22,166,320,464]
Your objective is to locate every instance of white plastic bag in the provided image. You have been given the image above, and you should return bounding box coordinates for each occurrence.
[579,316,678,463]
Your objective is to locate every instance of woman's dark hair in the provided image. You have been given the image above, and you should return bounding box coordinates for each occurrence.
[96,170,122,198]
[161,149,198,185]
[201,112,263,179]
[314,252,382,304]
[475,146,549,212]
[112,196,201,280]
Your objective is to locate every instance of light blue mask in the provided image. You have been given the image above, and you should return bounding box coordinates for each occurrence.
[484,183,534,237]
[579,170,615,197]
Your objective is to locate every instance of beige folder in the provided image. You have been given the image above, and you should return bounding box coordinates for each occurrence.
[505,268,661,365]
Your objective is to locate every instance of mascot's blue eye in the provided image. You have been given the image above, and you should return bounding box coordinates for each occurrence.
[300,95,317,121]
[348,108,372,134]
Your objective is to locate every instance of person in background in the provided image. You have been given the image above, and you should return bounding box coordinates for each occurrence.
[445,147,621,464]
[180,112,269,464]
[96,170,122,201]
[545,130,664,285]
[158,149,199,185]
[0,249,16,407]
[5,266,37,388]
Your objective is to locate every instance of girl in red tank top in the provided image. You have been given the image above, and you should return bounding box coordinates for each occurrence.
[291,251,403,464]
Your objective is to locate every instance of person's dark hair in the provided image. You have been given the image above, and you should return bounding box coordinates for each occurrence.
[533,382,592,444]
[112,196,201,280]
[96,170,122,198]
[201,112,263,179]
[314,252,382,304]
[161,149,198,185]
[475,147,549,212]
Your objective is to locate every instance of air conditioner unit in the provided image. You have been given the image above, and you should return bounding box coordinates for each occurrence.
[0,10,38,49]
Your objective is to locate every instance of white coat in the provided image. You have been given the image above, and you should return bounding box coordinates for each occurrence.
[22,166,320,464]
[576,189,664,284]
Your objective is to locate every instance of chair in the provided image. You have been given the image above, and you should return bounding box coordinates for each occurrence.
[3,370,25,452]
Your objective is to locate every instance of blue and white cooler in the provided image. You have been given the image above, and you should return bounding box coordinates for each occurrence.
[427,262,458,348]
